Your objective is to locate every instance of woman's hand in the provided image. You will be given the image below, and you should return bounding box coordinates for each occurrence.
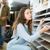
[40,25,49,33]
[40,18,44,25]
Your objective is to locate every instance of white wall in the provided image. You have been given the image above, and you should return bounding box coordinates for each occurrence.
[48,0,50,8]
[14,0,30,4]
[8,0,30,8]
[8,0,14,7]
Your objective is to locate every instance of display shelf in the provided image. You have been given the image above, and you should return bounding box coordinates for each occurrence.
[41,34,50,43]
[34,17,50,21]
[32,41,42,49]
[36,12,50,17]
[36,8,50,15]
[33,24,38,27]
[34,39,47,50]
[44,32,50,35]
[35,39,50,50]
[35,38,44,43]
[33,7,50,50]
[40,41,50,50]
[35,7,49,14]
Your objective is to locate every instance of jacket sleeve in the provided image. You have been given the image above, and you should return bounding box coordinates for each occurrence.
[31,23,42,41]
[17,23,42,43]
[17,23,32,42]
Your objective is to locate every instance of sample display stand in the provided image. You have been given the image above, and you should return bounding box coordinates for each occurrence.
[32,8,50,50]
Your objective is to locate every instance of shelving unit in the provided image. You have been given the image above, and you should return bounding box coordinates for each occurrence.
[44,32,50,35]
[41,34,50,43]
[40,41,50,50]
[32,7,50,50]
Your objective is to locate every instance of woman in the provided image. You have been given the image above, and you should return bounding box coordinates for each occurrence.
[7,7,49,50]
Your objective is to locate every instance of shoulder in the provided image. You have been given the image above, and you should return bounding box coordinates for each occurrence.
[17,23,24,28]
[17,23,25,31]
[4,5,9,9]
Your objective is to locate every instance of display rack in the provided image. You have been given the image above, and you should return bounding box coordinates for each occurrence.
[33,8,50,50]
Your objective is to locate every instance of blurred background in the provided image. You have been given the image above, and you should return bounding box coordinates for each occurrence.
[0,0,50,50]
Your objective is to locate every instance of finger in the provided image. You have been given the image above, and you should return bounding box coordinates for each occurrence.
[41,19,44,22]
[40,18,45,23]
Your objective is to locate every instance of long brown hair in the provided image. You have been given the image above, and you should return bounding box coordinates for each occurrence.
[12,7,32,34]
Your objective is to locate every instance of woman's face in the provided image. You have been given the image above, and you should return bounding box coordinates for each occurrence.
[24,9,32,21]
[2,0,7,4]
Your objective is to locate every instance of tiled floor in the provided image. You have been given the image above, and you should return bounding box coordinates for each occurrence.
[0,42,7,50]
